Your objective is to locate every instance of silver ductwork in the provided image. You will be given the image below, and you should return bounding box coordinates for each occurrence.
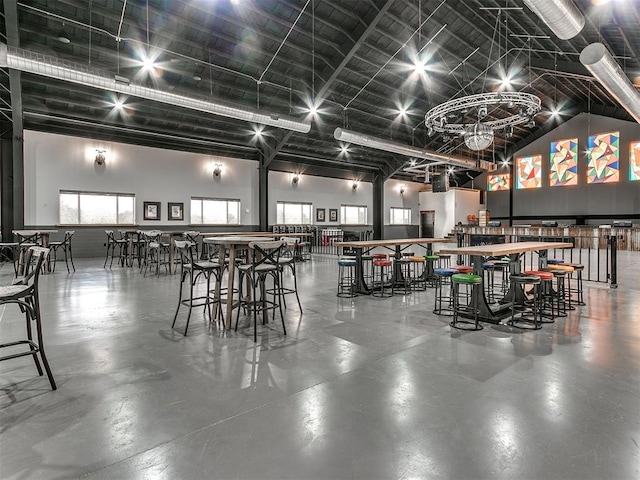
[334,128,493,171]
[522,0,585,40]
[0,43,311,133]
[580,43,640,125]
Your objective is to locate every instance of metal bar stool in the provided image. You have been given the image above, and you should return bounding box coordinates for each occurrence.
[565,263,585,306]
[393,257,412,295]
[424,255,440,287]
[507,273,542,330]
[372,259,393,298]
[524,270,556,322]
[361,254,374,288]
[433,268,457,316]
[438,254,451,269]
[337,257,357,298]
[450,273,483,331]
[546,264,575,313]
[409,256,427,291]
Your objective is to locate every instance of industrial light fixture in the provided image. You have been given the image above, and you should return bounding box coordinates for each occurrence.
[292,174,300,185]
[580,43,640,124]
[522,0,585,40]
[0,43,311,134]
[56,24,71,44]
[352,181,358,190]
[399,184,406,195]
[213,163,222,178]
[334,128,494,171]
[424,92,541,151]
[95,150,106,166]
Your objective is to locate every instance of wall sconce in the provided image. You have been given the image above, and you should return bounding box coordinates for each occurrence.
[400,184,406,195]
[352,181,358,190]
[213,163,222,178]
[292,174,300,185]
[95,150,106,166]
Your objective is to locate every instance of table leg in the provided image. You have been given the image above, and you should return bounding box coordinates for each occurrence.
[353,247,371,294]
[468,254,511,323]
[225,246,237,330]
[391,245,405,286]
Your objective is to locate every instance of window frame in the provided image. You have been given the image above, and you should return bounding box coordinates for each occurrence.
[58,190,136,226]
[276,201,313,225]
[340,204,368,226]
[389,207,412,225]
[190,196,242,225]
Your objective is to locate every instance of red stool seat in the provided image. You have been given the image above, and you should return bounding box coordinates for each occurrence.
[373,259,392,267]
[524,270,554,281]
[452,265,473,274]
[372,253,387,259]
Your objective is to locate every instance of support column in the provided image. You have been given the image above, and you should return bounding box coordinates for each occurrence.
[259,155,268,231]
[372,173,383,240]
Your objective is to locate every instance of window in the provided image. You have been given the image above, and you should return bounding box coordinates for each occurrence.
[59,191,135,225]
[276,202,312,225]
[191,197,241,225]
[341,204,367,225]
[390,207,411,225]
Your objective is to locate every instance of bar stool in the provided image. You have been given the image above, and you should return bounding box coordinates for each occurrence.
[337,257,357,298]
[372,259,393,298]
[546,264,575,312]
[438,254,451,269]
[490,258,511,296]
[433,268,457,316]
[524,270,556,322]
[450,273,483,331]
[424,255,439,287]
[408,256,427,291]
[361,254,374,288]
[507,274,542,330]
[564,263,585,306]
[393,256,412,295]
[482,261,497,302]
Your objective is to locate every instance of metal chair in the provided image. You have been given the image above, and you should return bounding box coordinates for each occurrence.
[104,230,126,268]
[171,240,224,335]
[235,240,286,342]
[48,230,76,273]
[0,246,56,390]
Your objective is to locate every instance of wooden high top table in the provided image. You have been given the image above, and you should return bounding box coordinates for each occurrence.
[203,235,277,330]
[334,238,453,295]
[437,241,573,323]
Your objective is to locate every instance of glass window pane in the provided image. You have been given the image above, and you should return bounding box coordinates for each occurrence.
[59,193,79,224]
[228,201,240,224]
[118,196,135,224]
[190,199,202,224]
[80,195,117,224]
[276,203,284,224]
[203,200,227,224]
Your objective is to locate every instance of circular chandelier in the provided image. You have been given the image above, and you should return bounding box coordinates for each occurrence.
[424,92,541,151]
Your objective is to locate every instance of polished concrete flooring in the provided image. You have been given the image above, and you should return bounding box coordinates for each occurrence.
[1,253,639,479]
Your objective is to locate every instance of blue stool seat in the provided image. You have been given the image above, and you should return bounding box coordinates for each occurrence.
[338,259,356,266]
[434,268,456,276]
[547,259,564,265]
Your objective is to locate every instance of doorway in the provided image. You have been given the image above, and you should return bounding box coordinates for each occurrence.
[420,210,435,238]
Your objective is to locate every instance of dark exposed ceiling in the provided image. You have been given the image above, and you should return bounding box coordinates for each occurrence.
[1,0,639,183]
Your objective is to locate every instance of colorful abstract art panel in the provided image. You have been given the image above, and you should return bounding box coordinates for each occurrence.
[550,138,578,186]
[516,155,542,189]
[630,141,640,181]
[587,132,619,184]
[487,173,510,191]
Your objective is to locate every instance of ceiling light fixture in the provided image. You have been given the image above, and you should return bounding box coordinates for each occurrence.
[352,181,358,190]
[0,43,311,134]
[212,163,222,178]
[334,128,494,171]
[292,174,300,185]
[424,92,541,151]
[399,184,406,194]
[522,0,585,40]
[56,24,71,44]
[580,42,640,124]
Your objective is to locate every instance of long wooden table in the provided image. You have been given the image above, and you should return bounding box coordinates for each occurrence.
[437,241,573,323]
[334,238,453,295]
[203,235,277,330]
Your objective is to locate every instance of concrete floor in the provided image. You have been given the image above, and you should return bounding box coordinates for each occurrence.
[0,253,639,480]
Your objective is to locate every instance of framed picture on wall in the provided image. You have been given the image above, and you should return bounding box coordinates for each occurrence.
[329,208,338,222]
[316,208,326,222]
[168,202,184,221]
[143,201,161,221]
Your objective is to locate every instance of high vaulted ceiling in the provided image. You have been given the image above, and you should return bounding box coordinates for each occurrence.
[2,0,639,182]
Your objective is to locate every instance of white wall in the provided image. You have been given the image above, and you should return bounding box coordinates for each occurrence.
[383,179,421,225]
[419,188,480,238]
[268,171,373,225]
[23,130,260,226]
